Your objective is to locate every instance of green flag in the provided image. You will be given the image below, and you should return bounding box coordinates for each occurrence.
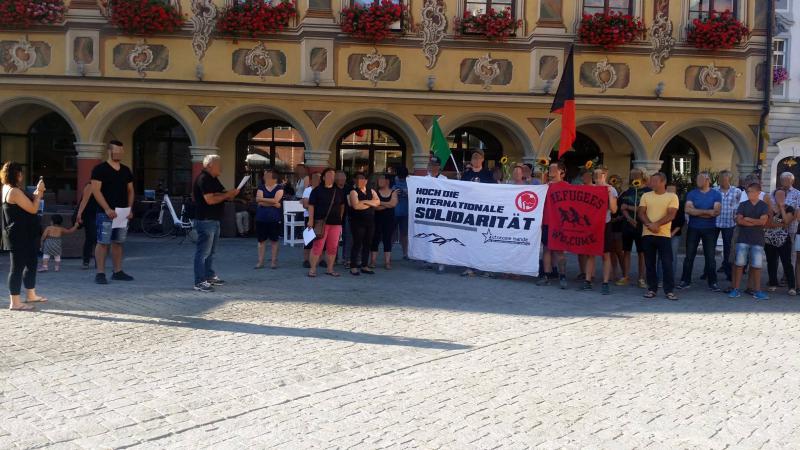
[430,117,451,166]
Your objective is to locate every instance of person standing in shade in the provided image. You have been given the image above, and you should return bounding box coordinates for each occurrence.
[371,173,398,270]
[638,172,680,301]
[729,183,770,300]
[393,166,411,260]
[461,150,497,277]
[336,170,351,268]
[2,162,46,311]
[537,161,569,287]
[348,173,380,275]
[294,163,310,198]
[582,167,618,295]
[192,155,239,292]
[307,168,345,277]
[91,140,134,285]
[715,170,741,281]
[254,169,283,270]
[75,181,97,269]
[678,172,722,291]
[618,169,651,288]
[301,172,321,268]
[764,189,795,295]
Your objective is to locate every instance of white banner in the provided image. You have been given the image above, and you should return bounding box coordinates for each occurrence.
[407,176,548,276]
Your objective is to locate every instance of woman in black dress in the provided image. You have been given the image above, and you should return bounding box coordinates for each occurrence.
[370,173,398,269]
[1,162,46,311]
[348,172,379,275]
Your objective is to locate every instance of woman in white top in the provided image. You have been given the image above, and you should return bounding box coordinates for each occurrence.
[294,164,310,198]
[300,172,320,267]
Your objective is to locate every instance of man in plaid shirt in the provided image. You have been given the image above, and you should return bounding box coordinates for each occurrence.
[775,172,800,236]
[715,170,741,281]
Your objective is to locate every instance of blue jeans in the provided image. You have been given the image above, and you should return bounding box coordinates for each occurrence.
[643,235,674,294]
[194,220,220,285]
[715,227,734,280]
[681,226,717,286]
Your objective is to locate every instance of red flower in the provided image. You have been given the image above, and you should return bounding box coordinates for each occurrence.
[108,0,183,36]
[455,7,519,41]
[339,0,405,44]
[687,9,749,50]
[577,11,644,50]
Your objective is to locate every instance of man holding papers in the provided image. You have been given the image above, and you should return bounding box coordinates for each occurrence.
[192,155,240,292]
[91,140,135,285]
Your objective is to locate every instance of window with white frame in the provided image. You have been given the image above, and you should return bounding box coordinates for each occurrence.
[466,0,515,16]
[774,39,788,97]
[688,0,737,21]
[776,0,790,11]
[583,0,633,15]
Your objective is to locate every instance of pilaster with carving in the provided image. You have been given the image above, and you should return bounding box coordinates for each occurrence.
[649,12,675,74]
[419,0,446,69]
[190,0,217,62]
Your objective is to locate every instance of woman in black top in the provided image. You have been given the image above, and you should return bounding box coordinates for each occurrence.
[347,173,379,275]
[370,173,398,269]
[307,168,345,277]
[1,162,46,311]
[76,181,97,269]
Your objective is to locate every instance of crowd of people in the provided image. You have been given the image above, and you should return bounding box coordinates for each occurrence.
[3,141,798,309]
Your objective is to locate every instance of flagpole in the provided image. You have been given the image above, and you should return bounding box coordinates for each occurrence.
[450,153,461,178]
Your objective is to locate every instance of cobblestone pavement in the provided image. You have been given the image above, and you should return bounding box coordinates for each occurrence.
[1,236,800,449]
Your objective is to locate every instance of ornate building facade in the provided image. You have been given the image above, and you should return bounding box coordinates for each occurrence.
[0,0,771,196]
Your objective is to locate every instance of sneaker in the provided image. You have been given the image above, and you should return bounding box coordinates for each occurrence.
[637,279,647,289]
[302,260,311,269]
[37,266,48,273]
[601,283,610,295]
[753,291,769,301]
[95,273,108,285]
[615,277,629,287]
[767,285,777,292]
[744,288,755,296]
[535,276,551,286]
[789,289,797,296]
[194,281,214,292]
[111,271,134,281]
[677,281,691,290]
[580,281,592,291]
[81,262,90,270]
[728,288,741,298]
[709,284,721,293]
[207,276,225,286]
[559,276,567,290]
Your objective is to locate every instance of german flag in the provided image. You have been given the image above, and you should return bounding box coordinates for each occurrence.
[550,46,576,159]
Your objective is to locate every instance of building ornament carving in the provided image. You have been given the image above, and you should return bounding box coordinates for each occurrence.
[419,0,447,69]
[8,37,37,74]
[245,42,274,81]
[190,0,217,61]
[592,58,617,93]
[127,40,153,78]
[649,12,674,73]
[360,49,387,86]
[699,62,724,95]
[474,53,499,90]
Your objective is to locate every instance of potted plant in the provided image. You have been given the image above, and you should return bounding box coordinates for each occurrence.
[577,11,644,50]
[687,10,749,50]
[455,7,521,42]
[340,0,406,44]
[774,66,790,87]
[217,0,297,41]
[0,0,66,28]
[106,0,184,36]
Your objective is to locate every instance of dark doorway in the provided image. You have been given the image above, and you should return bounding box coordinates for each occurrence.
[550,132,603,182]
[133,116,192,196]
[659,136,699,189]
[235,121,305,191]
[28,112,77,193]
[446,127,503,173]
[336,126,406,177]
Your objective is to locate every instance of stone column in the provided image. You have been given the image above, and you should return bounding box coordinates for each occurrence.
[189,146,219,182]
[631,160,664,175]
[737,163,759,177]
[412,154,430,175]
[305,150,332,173]
[75,142,105,190]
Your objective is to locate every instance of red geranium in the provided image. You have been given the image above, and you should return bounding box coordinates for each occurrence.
[687,10,749,50]
[107,0,184,36]
[578,11,644,50]
[217,0,297,39]
[455,7,521,42]
[0,0,65,28]
[340,0,405,44]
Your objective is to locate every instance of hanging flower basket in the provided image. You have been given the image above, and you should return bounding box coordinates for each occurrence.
[340,0,406,44]
[774,66,790,86]
[106,0,184,36]
[577,11,644,50]
[455,7,521,42]
[687,10,749,50]
[217,0,297,40]
[0,0,66,28]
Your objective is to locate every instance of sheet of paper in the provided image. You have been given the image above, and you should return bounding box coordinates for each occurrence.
[236,175,251,191]
[303,227,316,246]
[112,207,131,229]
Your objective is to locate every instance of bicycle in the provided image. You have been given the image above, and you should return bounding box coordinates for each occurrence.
[140,194,197,243]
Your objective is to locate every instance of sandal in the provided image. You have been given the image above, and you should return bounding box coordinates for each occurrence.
[350,269,361,276]
[9,303,36,311]
[307,272,317,278]
[643,291,656,299]
[24,297,47,303]
[325,271,340,277]
[361,268,375,275]
[254,264,265,270]
[665,293,678,301]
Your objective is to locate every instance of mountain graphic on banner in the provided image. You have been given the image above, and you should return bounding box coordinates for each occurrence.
[414,233,466,246]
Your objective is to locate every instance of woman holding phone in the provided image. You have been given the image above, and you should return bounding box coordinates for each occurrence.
[1,162,46,311]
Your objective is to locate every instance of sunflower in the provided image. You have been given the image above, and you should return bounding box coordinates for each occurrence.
[609,175,621,185]
[500,156,509,165]
[537,158,549,167]
[632,179,644,188]
[584,160,594,170]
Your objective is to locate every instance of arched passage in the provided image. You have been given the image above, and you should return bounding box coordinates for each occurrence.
[336,126,406,177]
[133,116,192,197]
[442,114,534,168]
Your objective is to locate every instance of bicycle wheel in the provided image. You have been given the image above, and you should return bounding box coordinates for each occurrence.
[141,209,172,238]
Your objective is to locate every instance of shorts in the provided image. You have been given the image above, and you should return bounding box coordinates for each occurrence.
[603,223,614,253]
[735,243,765,269]
[96,212,127,245]
[794,236,800,252]
[622,224,643,252]
[256,221,281,242]
[541,225,549,246]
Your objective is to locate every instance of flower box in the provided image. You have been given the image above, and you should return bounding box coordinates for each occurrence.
[217,0,297,40]
[455,7,521,42]
[0,0,66,28]
[340,0,406,44]
[687,10,749,50]
[774,66,790,86]
[577,11,644,50]
[106,0,184,37]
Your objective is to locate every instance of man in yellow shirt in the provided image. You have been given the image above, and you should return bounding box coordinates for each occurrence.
[638,172,680,300]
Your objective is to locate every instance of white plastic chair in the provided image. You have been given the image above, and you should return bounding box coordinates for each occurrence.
[282,200,306,247]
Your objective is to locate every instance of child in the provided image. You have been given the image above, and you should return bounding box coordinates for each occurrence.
[39,215,78,272]
[729,183,770,300]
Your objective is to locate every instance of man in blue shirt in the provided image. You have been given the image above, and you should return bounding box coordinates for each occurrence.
[678,172,722,291]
